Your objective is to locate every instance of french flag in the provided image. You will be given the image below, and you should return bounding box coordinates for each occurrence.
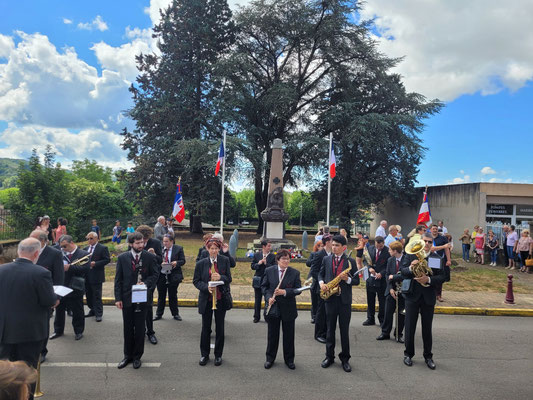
[329,143,336,179]
[416,190,432,227]
[172,182,185,223]
[215,141,224,176]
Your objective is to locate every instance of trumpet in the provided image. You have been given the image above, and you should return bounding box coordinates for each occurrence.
[70,254,90,267]
[210,259,217,310]
[405,239,433,287]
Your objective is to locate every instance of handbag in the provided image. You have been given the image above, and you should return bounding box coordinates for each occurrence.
[401,278,413,294]
[69,276,85,292]
[525,256,533,267]
[252,276,262,289]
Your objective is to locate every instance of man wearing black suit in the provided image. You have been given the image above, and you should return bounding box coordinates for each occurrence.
[136,225,163,345]
[401,233,446,370]
[115,232,159,369]
[251,240,276,323]
[262,249,301,370]
[196,233,236,268]
[84,232,110,322]
[312,235,333,343]
[319,235,360,373]
[193,238,232,367]
[51,235,90,341]
[154,234,186,321]
[363,236,390,326]
[30,230,64,362]
[377,241,414,342]
[0,238,58,400]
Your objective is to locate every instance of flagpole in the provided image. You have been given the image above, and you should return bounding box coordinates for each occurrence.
[219,131,227,234]
[326,132,332,226]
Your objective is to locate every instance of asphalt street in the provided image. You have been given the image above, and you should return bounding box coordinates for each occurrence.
[42,307,533,400]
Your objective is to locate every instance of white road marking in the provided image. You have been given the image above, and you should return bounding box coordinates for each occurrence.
[42,362,161,368]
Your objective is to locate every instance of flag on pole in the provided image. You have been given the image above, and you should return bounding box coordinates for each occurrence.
[329,144,336,179]
[416,189,432,227]
[215,141,224,176]
[172,180,185,223]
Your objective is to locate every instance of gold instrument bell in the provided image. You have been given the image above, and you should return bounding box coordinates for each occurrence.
[405,239,432,287]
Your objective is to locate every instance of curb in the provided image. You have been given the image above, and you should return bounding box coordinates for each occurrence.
[99,298,533,317]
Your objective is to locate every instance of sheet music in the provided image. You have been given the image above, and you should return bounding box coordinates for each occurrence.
[428,256,442,269]
[363,268,369,281]
[161,263,172,274]
[132,284,147,303]
[53,285,73,297]
[208,280,224,287]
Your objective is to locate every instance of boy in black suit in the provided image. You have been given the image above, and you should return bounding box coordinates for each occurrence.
[84,232,111,322]
[363,236,390,326]
[251,240,276,323]
[262,249,301,370]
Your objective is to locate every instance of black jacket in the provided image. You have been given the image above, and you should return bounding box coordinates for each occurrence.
[37,245,64,285]
[261,265,301,321]
[84,243,111,284]
[366,245,390,289]
[159,244,186,284]
[318,254,359,305]
[384,253,415,297]
[193,255,232,314]
[309,249,330,282]
[251,252,276,277]
[400,254,446,305]
[114,250,159,307]
[197,247,236,268]
[0,258,57,344]
[62,248,90,292]
[144,238,163,265]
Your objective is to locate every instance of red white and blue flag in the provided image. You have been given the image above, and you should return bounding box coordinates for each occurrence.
[172,181,185,223]
[215,141,224,176]
[329,143,336,179]
[416,190,432,227]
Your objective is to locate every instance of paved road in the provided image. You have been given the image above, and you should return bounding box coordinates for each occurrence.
[43,308,533,400]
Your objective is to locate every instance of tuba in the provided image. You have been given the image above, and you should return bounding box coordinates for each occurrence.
[320,265,352,299]
[405,239,432,287]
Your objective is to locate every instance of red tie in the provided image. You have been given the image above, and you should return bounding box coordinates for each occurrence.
[164,249,169,263]
[396,259,400,273]
[376,250,380,262]
[132,254,139,271]
[280,268,285,281]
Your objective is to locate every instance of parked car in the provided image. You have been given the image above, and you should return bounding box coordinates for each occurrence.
[227,220,234,225]
[241,220,250,225]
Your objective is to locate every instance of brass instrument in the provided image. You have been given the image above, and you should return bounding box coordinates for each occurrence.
[363,246,372,267]
[69,254,90,267]
[405,239,432,287]
[320,265,352,300]
[210,259,217,310]
[294,277,314,294]
[34,360,44,397]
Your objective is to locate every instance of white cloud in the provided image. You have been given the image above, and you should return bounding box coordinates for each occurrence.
[77,15,109,32]
[448,175,471,184]
[360,0,533,100]
[481,166,496,175]
[63,18,73,25]
[459,169,465,174]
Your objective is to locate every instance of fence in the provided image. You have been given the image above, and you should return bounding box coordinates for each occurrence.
[0,209,34,241]
[486,223,530,248]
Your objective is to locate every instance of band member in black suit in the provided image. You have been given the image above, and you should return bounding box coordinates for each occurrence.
[306,240,324,324]
[401,233,446,370]
[193,237,232,367]
[377,241,413,342]
[30,230,64,362]
[363,236,390,326]
[136,225,162,345]
[115,232,159,369]
[84,232,110,322]
[196,233,236,268]
[0,238,58,400]
[312,235,333,343]
[154,234,186,321]
[251,240,276,323]
[51,235,90,341]
[319,235,360,373]
[262,249,302,370]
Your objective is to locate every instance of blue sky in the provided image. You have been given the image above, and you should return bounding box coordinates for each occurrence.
[0,0,532,184]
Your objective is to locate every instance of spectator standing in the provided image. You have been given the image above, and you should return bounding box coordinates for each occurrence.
[514,230,533,273]
[53,217,67,244]
[91,219,101,240]
[437,220,448,234]
[501,225,510,267]
[505,225,519,270]
[474,228,485,264]
[166,218,175,238]
[0,360,37,400]
[459,229,471,262]
[384,225,404,247]
[375,220,387,239]
[314,228,324,244]
[486,231,499,266]
[112,220,123,244]
[154,216,167,241]
[36,215,53,244]
[126,222,135,234]
[471,225,479,260]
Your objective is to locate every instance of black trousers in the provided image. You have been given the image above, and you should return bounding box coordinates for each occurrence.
[122,304,147,360]
[314,295,327,338]
[325,296,351,362]
[404,296,435,359]
[0,340,45,400]
[310,282,319,319]
[86,282,103,317]
[266,317,295,364]
[366,286,385,323]
[381,294,405,337]
[156,281,180,316]
[200,303,226,358]
[253,288,263,320]
[41,310,52,356]
[54,292,84,335]
[145,288,155,336]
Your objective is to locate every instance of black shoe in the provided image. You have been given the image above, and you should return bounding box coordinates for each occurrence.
[85,311,95,318]
[403,356,413,367]
[264,361,273,369]
[49,332,62,340]
[173,314,182,321]
[253,318,259,323]
[376,334,390,341]
[148,334,158,345]
[40,354,46,364]
[133,359,142,369]
[214,357,222,366]
[396,336,404,344]
[153,315,162,321]
[425,358,436,370]
[362,319,375,326]
[342,361,352,372]
[285,362,295,370]
[117,358,132,369]
[199,356,209,366]
[311,318,315,324]
[75,333,83,341]
[321,358,334,368]
[96,316,102,322]
[315,336,326,344]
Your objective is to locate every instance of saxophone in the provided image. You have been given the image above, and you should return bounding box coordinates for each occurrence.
[320,265,352,300]
[405,239,433,287]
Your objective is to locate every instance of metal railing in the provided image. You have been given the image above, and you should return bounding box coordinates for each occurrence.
[0,209,34,241]
[485,223,531,248]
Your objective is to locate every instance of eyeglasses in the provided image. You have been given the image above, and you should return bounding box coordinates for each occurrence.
[60,245,68,249]
[423,240,433,243]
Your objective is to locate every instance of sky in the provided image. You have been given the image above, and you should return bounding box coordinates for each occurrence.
[0,0,532,185]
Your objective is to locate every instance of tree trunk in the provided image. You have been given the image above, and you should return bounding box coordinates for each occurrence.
[191,215,204,234]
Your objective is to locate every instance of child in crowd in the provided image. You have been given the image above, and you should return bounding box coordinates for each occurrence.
[112,220,123,244]
[126,222,135,234]
[91,219,101,239]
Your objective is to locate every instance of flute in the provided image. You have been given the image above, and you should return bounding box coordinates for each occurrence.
[265,269,287,315]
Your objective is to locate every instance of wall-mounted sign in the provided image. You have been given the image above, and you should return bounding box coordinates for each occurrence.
[486,204,513,215]
[517,204,533,216]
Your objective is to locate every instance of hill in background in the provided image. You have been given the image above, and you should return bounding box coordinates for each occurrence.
[0,158,28,188]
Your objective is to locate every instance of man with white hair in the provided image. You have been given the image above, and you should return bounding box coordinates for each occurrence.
[154,216,168,241]
[375,220,387,239]
[0,238,58,398]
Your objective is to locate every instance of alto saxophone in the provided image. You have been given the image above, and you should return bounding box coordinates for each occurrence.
[320,265,352,300]
[405,239,433,287]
